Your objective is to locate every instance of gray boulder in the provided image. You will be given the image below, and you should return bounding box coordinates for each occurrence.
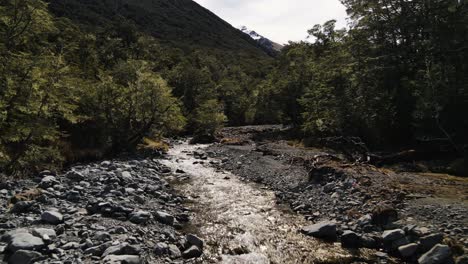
[102,255,140,264]
[186,234,203,250]
[418,244,452,264]
[7,233,44,252]
[341,231,361,248]
[32,228,56,240]
[168,244,181,258]
[155,211,174,226]
[398,243,418,257]
[39,176,57,188]
[66,170,85,181]
[182,245,202,259]
[382,229,405,243]
[41,210,63,225]
[8,250,42,264]
[301,221,337,240]
[129,211,150,224]
[420,233,444,252]
[103,243,141,257]
[154,242,169,256]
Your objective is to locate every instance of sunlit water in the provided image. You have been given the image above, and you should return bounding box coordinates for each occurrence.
[161,141,357,264]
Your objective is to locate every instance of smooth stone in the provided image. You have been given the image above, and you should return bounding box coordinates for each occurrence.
[398,243,418,257]
[341,231,361,248]
[155,211,174,226]
[32,228,56,240]
[41,210,63,225]
[420,233,444,252]
[102,255,140,264]
[418,244,452,264]
[301,221,337,240]
[7,233,44,252]
[182,245,202,259]
[154,242,168,256]
[66,171,85,181]
[186,234,204,250]
[382,229,405,242]
[129,211,150,224]
[39,176,57,188]
[102,243,141,257]
[168,244,181,258]
[8,250,42,264]
[62,242,80,250]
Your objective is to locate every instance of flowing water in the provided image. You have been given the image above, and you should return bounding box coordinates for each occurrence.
[161,141,357,264]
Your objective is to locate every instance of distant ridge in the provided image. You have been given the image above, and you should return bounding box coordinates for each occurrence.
[239,25,284,55]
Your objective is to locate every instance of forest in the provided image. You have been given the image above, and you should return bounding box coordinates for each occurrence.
[1,0,467,176]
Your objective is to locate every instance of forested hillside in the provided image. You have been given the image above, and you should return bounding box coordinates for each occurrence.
[1,0,467,176]
[0,0,272,175]
[47,0,270,55]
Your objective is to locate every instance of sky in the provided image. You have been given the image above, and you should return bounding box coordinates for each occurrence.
[193,0,348,44]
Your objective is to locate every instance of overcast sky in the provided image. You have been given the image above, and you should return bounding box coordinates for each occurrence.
[193,0,348,44]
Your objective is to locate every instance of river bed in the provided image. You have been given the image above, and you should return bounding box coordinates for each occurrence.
[161,141,358,264]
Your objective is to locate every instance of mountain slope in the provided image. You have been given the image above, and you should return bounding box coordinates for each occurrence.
[240,26,284,54]
[48,0,269,57]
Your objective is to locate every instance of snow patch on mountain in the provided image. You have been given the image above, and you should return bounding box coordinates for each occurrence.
[239,26,283,54]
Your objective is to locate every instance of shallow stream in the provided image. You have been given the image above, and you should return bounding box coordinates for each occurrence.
[161,141,354,264]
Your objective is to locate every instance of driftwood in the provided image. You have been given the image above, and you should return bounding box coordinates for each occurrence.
[370,138,462,165]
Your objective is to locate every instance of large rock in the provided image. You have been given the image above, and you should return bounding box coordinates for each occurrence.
[8,250,42,264]
[102,243,141,257]
[154,242,169,256]
[341,231,361,248]
[418,244,452,264]
[66,170,85,181]
[382,229,405,243]
[399,243,418,257]
[168,244,181,258]
[83,242,112,256]
[154,211,174,226]
[7,233,44,252]
[39,176,57,188]
[41,210,63,225]
[1,229,29,243]
[301,221,337,241]
[182,245,202,259]
[420,233,444,252]
[129,211,151,224]
[102,255,140,264]
[185,234,204,250]
[32,228,56,240]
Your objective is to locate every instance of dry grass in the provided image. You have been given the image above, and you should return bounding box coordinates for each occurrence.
[9,188,43,208]
[220,137,249,146]
[138,138,170,153]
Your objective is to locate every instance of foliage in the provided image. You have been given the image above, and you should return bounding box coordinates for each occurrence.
[261,0,468,150]
[3,0,466,175]
[192,99,227,137]
[0,0,272,174]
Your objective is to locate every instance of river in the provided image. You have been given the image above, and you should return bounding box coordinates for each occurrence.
[160,141,355,264]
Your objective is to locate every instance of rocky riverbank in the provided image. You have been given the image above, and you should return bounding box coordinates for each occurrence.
[0,158,204,263]
[206,125,468,264]
[1,127,466,264]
